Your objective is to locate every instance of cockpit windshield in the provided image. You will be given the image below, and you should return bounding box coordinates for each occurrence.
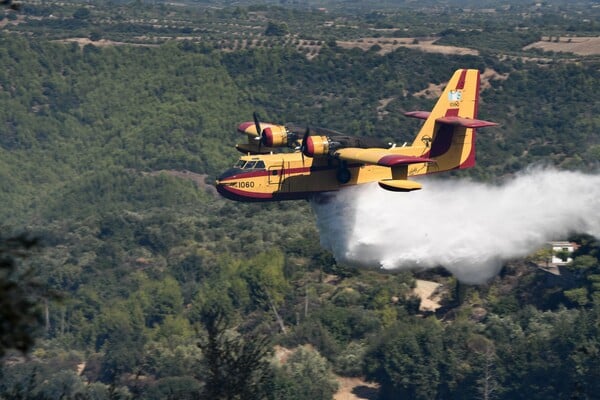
[234,160,266,170]
[234,160,246,169]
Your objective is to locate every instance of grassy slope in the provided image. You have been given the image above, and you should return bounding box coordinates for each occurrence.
[0,36,249,224]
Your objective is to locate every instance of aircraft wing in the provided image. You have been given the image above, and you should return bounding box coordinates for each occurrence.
[404,111,497,128]
[333,148,434,192]
[333,148,434,167]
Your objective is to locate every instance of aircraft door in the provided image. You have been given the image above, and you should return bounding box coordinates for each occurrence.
[268,164,283,187]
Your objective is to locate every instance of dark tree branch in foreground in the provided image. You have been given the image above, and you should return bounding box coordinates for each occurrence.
[1,0,21,11]
[0,234,51,358]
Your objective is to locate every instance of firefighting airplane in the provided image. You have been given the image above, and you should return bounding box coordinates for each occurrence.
[216,69,497,202]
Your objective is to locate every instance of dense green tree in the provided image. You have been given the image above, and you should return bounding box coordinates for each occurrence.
[364,317,444,400]
[73,7,91,20]
[197,306,275,400]
[265,21,289,37]
[241,250,289,332]
[143,376,202,400]
[272,346,339,400]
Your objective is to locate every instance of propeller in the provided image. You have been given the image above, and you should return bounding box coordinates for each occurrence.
[299,126,310,164]
[253,111,264,151]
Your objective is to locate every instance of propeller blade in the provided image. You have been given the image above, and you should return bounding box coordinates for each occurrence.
[301,127,310,149]
[300,126,310,164]
[253,112,263,151]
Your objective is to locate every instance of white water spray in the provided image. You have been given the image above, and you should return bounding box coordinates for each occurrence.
[311,168,600,284]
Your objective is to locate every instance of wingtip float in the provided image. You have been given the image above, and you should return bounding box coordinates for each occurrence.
[216,69,497,202]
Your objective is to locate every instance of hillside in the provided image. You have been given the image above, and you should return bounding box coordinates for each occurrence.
[1,1,600,399]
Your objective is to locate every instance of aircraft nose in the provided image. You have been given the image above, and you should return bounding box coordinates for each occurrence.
[216,168,243,200]
[218,168,244,181]
[215,180,229,195]
[215,176,243,201]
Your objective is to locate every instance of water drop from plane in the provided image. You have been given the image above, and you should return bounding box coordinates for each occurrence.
[311,167,600,283]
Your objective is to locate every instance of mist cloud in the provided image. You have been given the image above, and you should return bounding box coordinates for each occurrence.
[311,168,600,283]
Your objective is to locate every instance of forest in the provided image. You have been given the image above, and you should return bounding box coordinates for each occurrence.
[1,0,600,399]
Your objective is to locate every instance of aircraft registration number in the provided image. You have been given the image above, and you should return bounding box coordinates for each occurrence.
[238,181,255,188]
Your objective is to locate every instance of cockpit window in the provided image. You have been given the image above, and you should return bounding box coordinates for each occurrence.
[234,160,266,169]
[234,160,246,169]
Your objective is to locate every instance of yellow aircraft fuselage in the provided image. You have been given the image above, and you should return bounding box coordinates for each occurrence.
[217,153,371,201]
[216,148,432,201]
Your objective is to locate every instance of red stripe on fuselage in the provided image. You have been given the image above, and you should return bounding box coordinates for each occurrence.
[444,108,459,117]
[216,184,276,201]
[217,183,331,202]
[217,163,362,182]
[459,70,480,169]
[218,169,271,181]
[456,69,467,90]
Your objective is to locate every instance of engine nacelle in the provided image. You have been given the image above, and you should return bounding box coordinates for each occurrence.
[263,125,290,147]
[304,135,331,157]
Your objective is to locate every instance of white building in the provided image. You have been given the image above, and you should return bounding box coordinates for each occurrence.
[549,241,578,265]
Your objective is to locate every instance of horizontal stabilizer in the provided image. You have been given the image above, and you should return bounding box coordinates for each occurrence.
[378,179,422,192]
[404,111,431,120]
[435,116,498,128]
[405,111,497,128]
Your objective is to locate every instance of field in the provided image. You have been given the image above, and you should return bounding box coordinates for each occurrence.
[523,36,600,55]
[337,37,479,56]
